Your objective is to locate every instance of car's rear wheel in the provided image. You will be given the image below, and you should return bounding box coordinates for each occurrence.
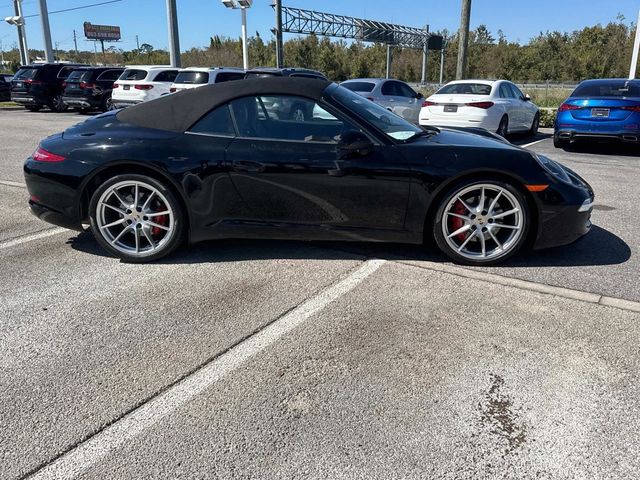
[433,180,530,266]
[497,116,509,137]
[89,174,185,262]
[529,112,540,136]
[101,95,114,112]
[49,94,68,112]
[25,105,42,112]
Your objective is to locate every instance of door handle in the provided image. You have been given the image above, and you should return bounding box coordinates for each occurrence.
[234,160,265,173]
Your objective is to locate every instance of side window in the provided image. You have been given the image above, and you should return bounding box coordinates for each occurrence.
[215,72,244,83]
[499,84,512,99]
[230,95,356,142]
[381,81,399,96]
[97,70,123,82]
[509,83,524,99]
[57,67,75,79]
[398,83,417,98]
[154,70,179,82]
[189,104,235,136]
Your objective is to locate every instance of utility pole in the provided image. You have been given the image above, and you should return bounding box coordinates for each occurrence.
[37,0,54,62]
[385,44,392,79]
[421,25,429,84]
[439,43,445,84]
[274,0,283,68]
[136,34,140,51]
[630,9,640,79]
[12,0,29,65]
[456,0,472,80]
[73,29,78,54]
[166,0,181,67]
[241,7,249,70]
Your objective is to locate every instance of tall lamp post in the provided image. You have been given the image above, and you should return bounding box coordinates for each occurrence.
[221,0,252,70]
[4,0,29,65]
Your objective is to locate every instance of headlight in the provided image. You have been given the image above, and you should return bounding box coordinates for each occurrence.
[534,154,572,184]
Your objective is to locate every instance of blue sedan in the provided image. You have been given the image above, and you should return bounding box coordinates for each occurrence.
[554,78,640,148]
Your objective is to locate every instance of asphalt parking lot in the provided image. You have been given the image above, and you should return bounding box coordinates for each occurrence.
[1,109,639,479]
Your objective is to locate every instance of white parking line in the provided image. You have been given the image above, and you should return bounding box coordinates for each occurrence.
[0,180,26,189]
[521,138,547,149]
[0,228,69,250]
[27,258,386,480]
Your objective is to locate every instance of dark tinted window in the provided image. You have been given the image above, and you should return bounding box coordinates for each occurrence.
[245,72,279,79]
[215,72,244,83]
[571,80,640,98]
[290,73,325,80]
[13,67,39,80]
[341,81,376,93]
[437,83,492,95]
[508,83,525,99]
[154,70,179,82]
[381,81,401,96]
[57,66,77,79]
[189,104,235,136]
[96,69,124,81]
[499,84,512,99]
[397,82,417,98]
[119,69,148,81]
[67,70,92,82]
[175,71,209,84]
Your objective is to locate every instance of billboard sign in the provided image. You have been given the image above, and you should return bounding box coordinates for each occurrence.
[83,22,121,41]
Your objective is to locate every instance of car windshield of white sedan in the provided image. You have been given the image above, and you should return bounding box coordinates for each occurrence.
[436,83,492,95]
[331,86,422,141]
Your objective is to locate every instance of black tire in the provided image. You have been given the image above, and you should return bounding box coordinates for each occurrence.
[25,105,42,112]
[553,132,570,150]
[529,112,540,136]
[49,94,68,112]
[432,178,530,266]
[89,174,186,262]
[497,115,509,137]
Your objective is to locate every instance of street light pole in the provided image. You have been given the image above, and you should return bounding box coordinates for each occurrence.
[37,0,54,62]
[630,9,640,79]
[166,0,181,67]
[456,0,472,80]
[9,0,29,65]
[241,7,249,70]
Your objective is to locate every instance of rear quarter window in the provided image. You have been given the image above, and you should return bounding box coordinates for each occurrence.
[119,69,148,81]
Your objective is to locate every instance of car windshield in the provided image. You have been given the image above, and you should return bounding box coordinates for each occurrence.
[571,80,640,98]
[175,71,209,84]
[342,81,376,93]
[66,70,92,82]
[119,69,148,81]
[436,83,492,95]
[13,68,38,80]
[330,85,422,141]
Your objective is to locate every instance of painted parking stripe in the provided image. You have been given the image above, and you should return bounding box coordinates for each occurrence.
[0,228,68,250]
[521,138,547,149]
[27,258,386,480]
[0,180,26,188]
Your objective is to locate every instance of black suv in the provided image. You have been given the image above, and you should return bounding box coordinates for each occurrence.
[62,66,124,112]
[11,63,88,112]
[244,67,327,80]
[0,73,14,101]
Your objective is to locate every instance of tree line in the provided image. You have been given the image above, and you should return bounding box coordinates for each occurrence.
[1,18,636,83]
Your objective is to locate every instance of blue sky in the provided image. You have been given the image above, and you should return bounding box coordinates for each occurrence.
[0,0,638,53]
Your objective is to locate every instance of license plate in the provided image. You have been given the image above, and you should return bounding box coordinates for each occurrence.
[444,105,458,113]
[123,85,130,90]
[591,108,609,117]
[15,82,22,88]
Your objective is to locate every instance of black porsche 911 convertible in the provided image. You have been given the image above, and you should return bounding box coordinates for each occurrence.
[24,77,594,265]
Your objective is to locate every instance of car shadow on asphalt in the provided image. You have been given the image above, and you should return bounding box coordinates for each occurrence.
[509,131,552,146]
[558,142,640,158]
[67,224,630,268]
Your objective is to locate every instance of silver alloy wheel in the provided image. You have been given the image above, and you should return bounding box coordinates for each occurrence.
[441,183,525,261]
[95,180,175,257]
[52,95,65,111]
[106,97,115,111]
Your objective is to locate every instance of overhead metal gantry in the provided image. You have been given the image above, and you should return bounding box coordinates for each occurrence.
[273,4,444,83]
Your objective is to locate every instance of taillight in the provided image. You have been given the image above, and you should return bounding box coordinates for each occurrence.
[32,147,65,162]
[466,101,494,109]
[134,84,154,90]
[422,100,438,107]
[558,103,581,112]
[62,82,67,88]
[25,79,44,85]
[79,82,96,89]
[113,83,119,88]
[621,105,640,112]
[169,87,177,93]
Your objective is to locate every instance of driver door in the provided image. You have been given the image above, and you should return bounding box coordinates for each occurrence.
[224,95,412,238]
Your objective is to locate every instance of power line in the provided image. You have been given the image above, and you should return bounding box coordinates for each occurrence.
[23,0,123,18]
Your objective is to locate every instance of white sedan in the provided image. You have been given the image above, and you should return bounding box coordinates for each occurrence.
[419,80,540,137]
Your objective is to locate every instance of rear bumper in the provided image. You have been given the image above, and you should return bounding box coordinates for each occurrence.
[555,129,640,143]
[112,99,143,108]
[11,94,41,105]
[62,95,100,109]
[419,114,500,132]
[29,200,83,231]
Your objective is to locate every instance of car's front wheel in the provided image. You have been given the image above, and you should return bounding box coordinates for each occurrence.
[433,180,530,265]
[89,174,185,262]
[49,94,68,112]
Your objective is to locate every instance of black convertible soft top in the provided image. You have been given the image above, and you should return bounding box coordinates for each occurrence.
[116,76,332,133]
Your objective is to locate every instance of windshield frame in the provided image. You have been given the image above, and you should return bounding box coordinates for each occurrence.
[327,84,423,143]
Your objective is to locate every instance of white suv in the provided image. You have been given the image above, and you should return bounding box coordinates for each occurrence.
[169,67,245,93]
[112,66,179,107]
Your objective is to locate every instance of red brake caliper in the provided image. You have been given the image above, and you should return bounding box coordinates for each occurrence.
[151,199,168,237]
[451,200,469,242]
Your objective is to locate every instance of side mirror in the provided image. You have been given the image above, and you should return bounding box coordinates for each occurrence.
[338,130,374,158]
[416,92,424,99]
[523,93,531,101]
